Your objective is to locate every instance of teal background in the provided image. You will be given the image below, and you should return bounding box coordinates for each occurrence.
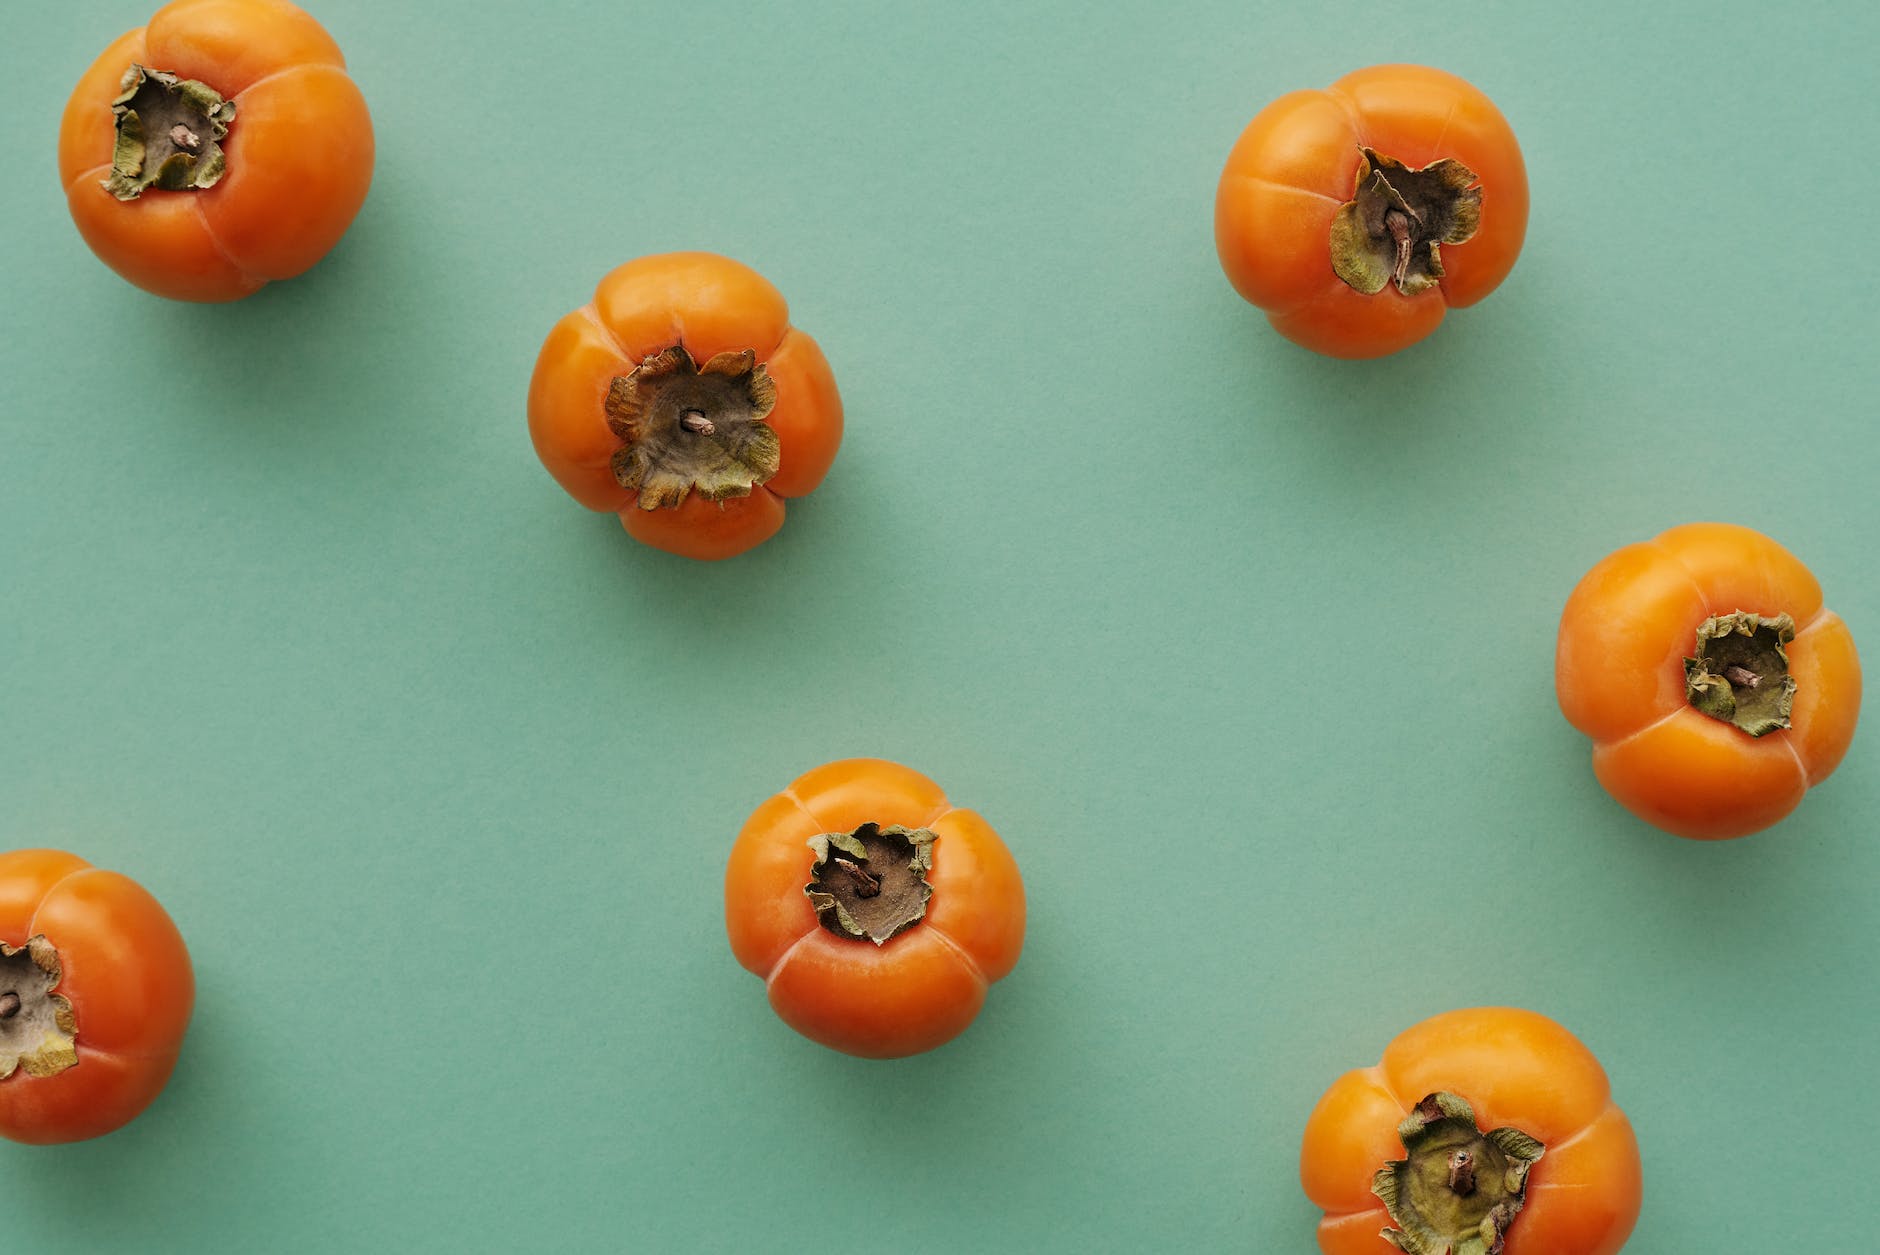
[3,1,1875,1249]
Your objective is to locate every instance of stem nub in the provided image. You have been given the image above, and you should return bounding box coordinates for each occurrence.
[1386,210,1415,287]
[832,857,882,898]
[1447,1149,1476,1196]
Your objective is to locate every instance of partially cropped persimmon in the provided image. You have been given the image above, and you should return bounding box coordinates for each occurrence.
[1557,523,1861,839]
[1215,65,1527,358]
[58,0,374,302]
[528,252,843,561]
[724,759,1024,1058]
[1302,1008,1641,1255]
[0,849,194,1144]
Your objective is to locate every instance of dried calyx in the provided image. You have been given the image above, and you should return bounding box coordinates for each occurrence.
[1685,611,1797,737]
[104,65,235,201]
[0,936,78,1081]
[1330,148,1482,297]
[1373,1092,1544,1255]
[604,345,780,510]
[804,823,936,946]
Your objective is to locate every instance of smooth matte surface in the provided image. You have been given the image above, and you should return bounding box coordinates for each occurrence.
[3,2,1874,1250]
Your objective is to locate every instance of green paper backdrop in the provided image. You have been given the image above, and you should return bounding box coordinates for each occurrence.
[3,1,1874,1249]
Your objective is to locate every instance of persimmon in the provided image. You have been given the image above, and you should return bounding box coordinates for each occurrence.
[1215,64,1527,359]
[0,849,194,1144]
[1556,523,1861,839]
[528,252,843,561]
[724,759,1024,1058]
[1302,1008,1641,1255]
[59,0,374,302]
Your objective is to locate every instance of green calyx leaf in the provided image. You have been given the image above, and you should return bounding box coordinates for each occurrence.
[605,345,781,511]
[0,936,78,1081]
[1684,611,1797,737]
[103,64,236,202]
[1372,1092,1545,1255]
[1330,148,1482,297]
[804,823,936,946]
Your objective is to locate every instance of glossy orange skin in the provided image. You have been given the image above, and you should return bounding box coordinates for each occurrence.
[1215,65,1527,359]
[0,849,194,1144]
[724,759,1024,1058]
[1303,1008,1641,1255]
[529,252,844,561]
[59,0,374,302]
[1557,523,1861,840]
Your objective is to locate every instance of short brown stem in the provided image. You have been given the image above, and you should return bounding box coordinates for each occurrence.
[833,857,882,898]
[169,123,201,151]
[0,992,20,1020]
[679,409,715,436]
[1447,1149,1476,1196]
[1724,665,1761,688]
[1385,209,1415,286]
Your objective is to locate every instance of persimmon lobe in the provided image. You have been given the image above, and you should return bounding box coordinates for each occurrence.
[1215,65,1527,359]
[529,253,844,560]
[724,761,1024,1058]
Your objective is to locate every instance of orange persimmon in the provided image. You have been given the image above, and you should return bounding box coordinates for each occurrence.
[1556,523,1861,840]
[59,0,374,302]
[1215,64,1527,359]
[528,252,843,561]
[724,759,1024,1058]
[0,849,194,1144]
[1303,1008,1641,1255]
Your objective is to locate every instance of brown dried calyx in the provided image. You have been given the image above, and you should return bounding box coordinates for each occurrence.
[1330,148,1482,297]
[104,65,236,201]
[604,345,780,511]
[1685,611,1797,737]
[0,936,78,1080]
[805,824,936,946]
[1373,1092,1544,1255]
